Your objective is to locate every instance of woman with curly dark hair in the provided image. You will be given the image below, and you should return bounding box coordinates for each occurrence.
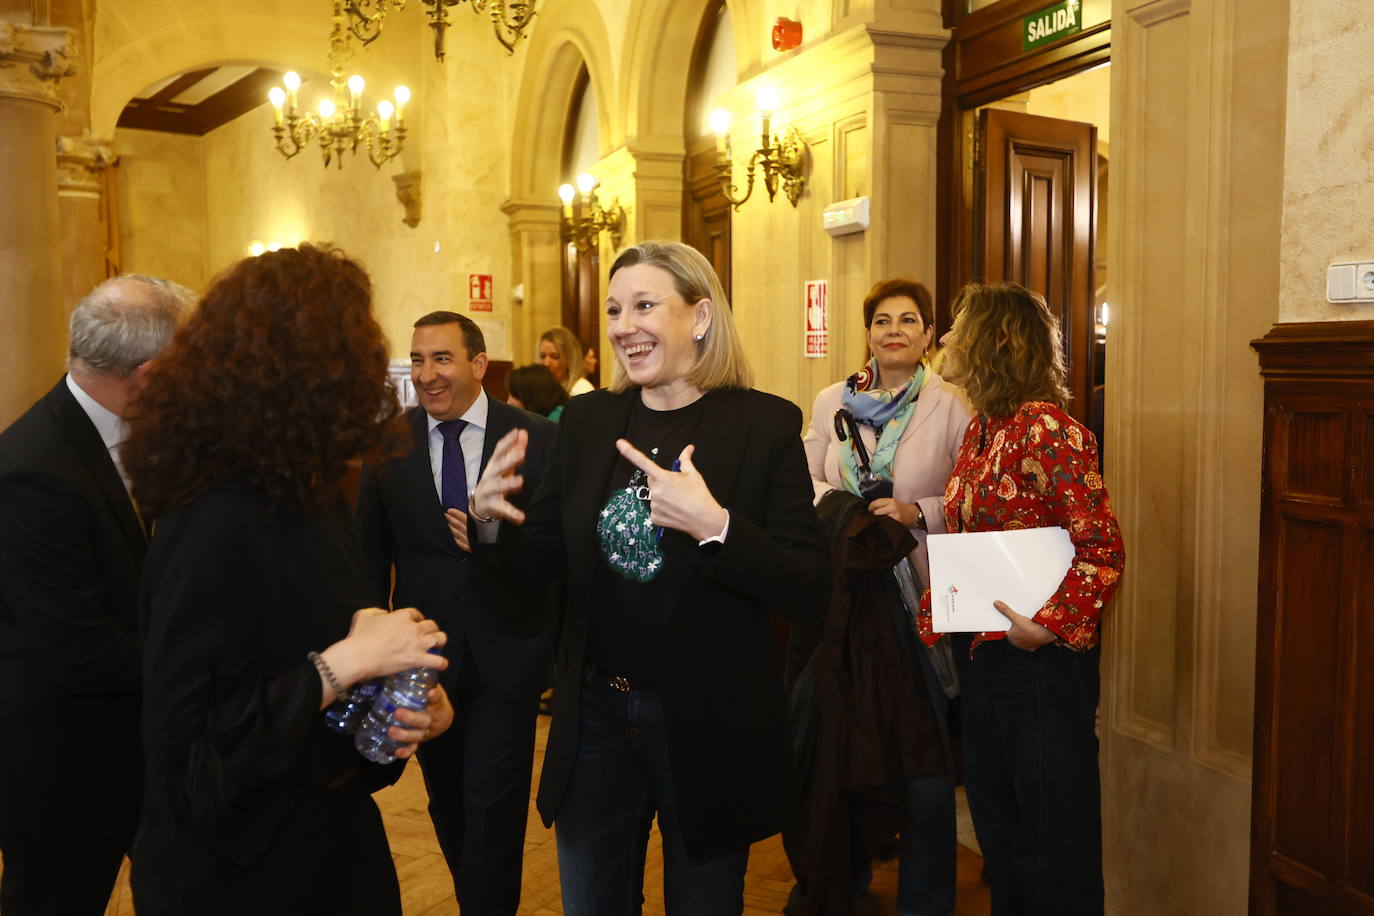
[122,244,453,914]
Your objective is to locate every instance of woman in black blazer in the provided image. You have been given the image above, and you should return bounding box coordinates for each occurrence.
[468,241,830,914]
[122,245,452,914]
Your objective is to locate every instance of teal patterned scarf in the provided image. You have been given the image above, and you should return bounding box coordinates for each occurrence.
[837,357,925,496]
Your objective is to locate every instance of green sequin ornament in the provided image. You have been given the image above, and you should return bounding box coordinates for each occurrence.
[598,485,663,582]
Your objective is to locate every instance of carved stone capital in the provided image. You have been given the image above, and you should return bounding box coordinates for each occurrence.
[393,170,422,227]
[56,132,115,198]
[0,22,76,111]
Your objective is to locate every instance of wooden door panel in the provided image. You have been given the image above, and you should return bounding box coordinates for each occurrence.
[1351,529,1374,902]
[1271,515,1341,874]
[976,108,1095,424]
[1252,322,1374,915]
[683,136,732,299]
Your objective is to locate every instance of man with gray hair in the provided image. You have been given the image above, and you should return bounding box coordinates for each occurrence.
[0,275,191,915]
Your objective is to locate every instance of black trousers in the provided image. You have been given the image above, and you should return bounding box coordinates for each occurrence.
[417,642,539,916]
[955,637,1104,916]
[0,831,127,916]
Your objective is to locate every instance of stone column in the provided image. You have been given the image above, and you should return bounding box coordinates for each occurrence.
[0,20,75,427]
[500,199,563,364]
[56,132,115,310]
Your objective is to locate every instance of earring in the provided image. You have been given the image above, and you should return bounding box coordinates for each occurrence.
[694,333,704,341]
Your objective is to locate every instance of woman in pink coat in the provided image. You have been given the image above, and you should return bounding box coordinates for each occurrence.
[802,278,971,916]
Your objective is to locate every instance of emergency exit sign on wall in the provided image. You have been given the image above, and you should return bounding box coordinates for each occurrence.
[1022,0,1081,51]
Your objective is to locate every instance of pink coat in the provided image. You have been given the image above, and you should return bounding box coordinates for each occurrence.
[803,372,972,586]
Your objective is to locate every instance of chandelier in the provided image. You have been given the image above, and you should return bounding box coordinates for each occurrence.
[709,88,808,208]
[266,0,411,168]
[343,0,536,61]
[558,174,624,252]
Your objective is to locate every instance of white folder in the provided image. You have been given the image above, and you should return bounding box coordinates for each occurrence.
[927,526,1075,633]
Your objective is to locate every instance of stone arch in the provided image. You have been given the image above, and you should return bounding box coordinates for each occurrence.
[90,2,415,137]
[619,0,754,147]
[508,3,614,201]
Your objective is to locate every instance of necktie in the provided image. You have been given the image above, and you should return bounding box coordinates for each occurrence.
[437,419,469,512]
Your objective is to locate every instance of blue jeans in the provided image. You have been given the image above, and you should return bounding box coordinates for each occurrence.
[955,637,1103,916]
[554,667,750,916]
[896,645,957,916]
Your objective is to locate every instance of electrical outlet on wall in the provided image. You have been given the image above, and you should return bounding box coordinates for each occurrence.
[1326,261,1374,303]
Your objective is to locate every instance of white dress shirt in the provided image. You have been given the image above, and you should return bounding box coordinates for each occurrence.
[425,388,488,504]
[66,374,132,494]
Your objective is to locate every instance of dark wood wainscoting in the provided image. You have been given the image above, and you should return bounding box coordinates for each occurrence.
[1250,321,1374,915]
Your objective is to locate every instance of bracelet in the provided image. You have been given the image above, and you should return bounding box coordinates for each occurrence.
[307,651,343,695]
[468,493,497,524]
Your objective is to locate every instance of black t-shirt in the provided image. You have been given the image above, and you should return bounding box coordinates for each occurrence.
[587,392,709,685]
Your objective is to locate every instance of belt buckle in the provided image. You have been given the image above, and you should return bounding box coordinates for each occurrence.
[608,675,632,693]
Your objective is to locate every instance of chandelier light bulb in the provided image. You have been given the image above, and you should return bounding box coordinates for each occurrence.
[756,86,780,116]
[283,71,302,92]
[377,99,395,120]
[319,98,336,120]
[558,183,575,205]
[348,74,365,95]
[268,86,286,108]
[394,85,411,107]
[249,242,266,257]
[709,108,731,137]
[576,173,596,195]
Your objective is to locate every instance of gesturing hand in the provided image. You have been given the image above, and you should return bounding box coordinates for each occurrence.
[992,600,1057,651]
[468,428,529,526]
[614,440,727,542]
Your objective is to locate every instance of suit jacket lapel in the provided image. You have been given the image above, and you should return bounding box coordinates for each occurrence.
[47,382,146,557]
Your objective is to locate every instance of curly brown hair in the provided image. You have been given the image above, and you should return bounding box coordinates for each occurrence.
[941,281,1069,419]
[123,244,409,518]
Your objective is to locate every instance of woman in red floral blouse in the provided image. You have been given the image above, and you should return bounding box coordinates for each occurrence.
[931,281,1124,916]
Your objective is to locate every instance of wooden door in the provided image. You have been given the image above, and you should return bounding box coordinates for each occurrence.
[1250,321,1374,915]
[975,107,1097,426]
[682,134,732,300]
[560,240,600,387]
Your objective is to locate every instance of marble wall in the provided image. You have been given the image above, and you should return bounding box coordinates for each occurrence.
[1278,0,1374,322]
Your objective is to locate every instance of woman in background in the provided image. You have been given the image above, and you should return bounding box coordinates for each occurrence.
[799,278,970,916]
[538,325,595,396]
[506,363,571,421]
[123,244,452,914]
[929,281,1124,916]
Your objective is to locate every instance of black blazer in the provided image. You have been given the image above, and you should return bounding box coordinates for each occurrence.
[134,477,400,900]
[0,379,145,841]
[353,399,558,701]
[483,387,830,861]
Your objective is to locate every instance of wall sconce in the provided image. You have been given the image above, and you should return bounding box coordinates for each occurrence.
[709,87,807,209]
[558,173,624,252]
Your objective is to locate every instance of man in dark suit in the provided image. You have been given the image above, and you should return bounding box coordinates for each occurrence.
[354,311,556,916]
[0,275,191,915]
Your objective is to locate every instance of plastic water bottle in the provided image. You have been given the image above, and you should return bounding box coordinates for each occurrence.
[354,654,441,764]
[324,677,383,735]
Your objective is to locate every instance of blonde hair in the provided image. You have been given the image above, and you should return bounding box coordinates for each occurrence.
[538,325,586,393]
[941,281,1069,419]
[606,240,753,393]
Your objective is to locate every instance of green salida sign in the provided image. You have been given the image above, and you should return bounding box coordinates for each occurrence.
[1022,0,1082,51]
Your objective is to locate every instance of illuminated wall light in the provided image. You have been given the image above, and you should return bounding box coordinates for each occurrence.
[249,241,266,257]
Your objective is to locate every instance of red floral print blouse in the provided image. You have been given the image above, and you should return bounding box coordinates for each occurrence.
[918,401,1125,652]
